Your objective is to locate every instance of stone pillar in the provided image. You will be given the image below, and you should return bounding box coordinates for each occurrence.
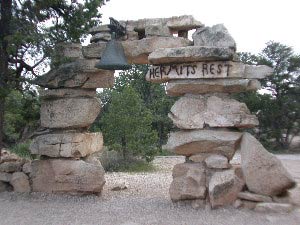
[29,43,114,195]
[146,24,295,210]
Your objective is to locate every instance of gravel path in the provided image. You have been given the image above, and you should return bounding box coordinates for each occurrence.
[0,155,300,225]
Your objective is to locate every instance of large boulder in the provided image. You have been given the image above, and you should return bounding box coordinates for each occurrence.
[166,79,261,96]
[164,130,242,159]
[192,24,236,51]
[148,46,235,65]
[30,132,103,158]
[40,97,101,129]
[35,59,114,89]
[169,95,258,129]
[240,133,296,196]
[10,172,31,193]
[82,37,192,64]
[169,163,206,201]
[31,159,105,195]
[209,168,245,208]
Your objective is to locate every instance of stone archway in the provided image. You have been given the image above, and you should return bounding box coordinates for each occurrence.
[28,15,296,210]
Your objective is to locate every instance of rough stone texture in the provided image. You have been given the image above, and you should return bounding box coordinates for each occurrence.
[241,133,296,196]
[0,149,22,163]
[148,46,235,65]
[241,200,258,210]
[164,130,242,159]
[0,172,12,182]
[169,163,206,201]
[0,181,12,192]
[254,203,293,213]
[89,24,110,35]
[166,79,261,96]
[22,162,31,174]
[209,169,245,208]
[205,155,229,169]
[192,24,236,51]
[40,97,101,129]
[35,59,114,89]
[145,25,171,37]
[82,37,192,64]
[39,88,96,99]
[10,172,31,193]
[31,159,105,195]
[146,62,273,83]
[90,32,111,42]
[238,191,272,202]
[189,153,214,162]
[30,132,103,158]
[169,95,258,129]
[0,161,23,173]
[54,43,83,60]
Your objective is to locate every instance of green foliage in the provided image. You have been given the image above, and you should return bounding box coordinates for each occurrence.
[237,41,300,150]
[4,89,40,143]
[10,141,32,159]
[101,86,158,162]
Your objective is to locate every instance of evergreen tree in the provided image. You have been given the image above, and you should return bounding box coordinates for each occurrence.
[0,0,108,148]
[101,86,158,162]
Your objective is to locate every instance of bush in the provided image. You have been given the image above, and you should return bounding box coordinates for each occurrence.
[10,141,32,159]
[99,148,156,173]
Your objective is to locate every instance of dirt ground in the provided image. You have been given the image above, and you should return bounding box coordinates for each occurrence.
[0,155,299,225]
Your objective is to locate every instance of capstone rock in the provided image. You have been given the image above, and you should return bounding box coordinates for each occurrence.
[241,133,296,196]
[169,163,206,201]
[148,46,235,65]
[31,159,105,195]
[164,130,242,159]
[30,132,103,158]
[169,95,258,129]
[40,97,101,129]
[209,168,245,208]
[192,24,236,51]
[145,24,171,37]
[166,79,261,96]
[10,172,31,193]
[90,32,111,42]
[82,37,192,64]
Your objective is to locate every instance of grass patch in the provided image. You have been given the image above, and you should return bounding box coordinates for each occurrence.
[10,141,32,159]
[103,158,157,173]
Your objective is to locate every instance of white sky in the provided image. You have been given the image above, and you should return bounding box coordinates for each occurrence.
[98,0,300,54]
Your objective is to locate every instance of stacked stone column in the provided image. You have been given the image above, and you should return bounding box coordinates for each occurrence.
[29,43,114,195]
[146,24,296,210]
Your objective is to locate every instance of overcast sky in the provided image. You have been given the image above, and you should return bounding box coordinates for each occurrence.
[98,0,300,54]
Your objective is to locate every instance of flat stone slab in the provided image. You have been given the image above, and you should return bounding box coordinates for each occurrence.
[254,203,294,213]
[30,132,103,158]
[39,88,96,99]
[164,130,242,159]
[31,159,105,195]
[148,46,235,65]
[146,62,272,83]
[169,94,258,129]
[40,97,101,129]
[238,191,272,202]
[35,59,114,89]
[166,79,261,96]
[82,37,192,64]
